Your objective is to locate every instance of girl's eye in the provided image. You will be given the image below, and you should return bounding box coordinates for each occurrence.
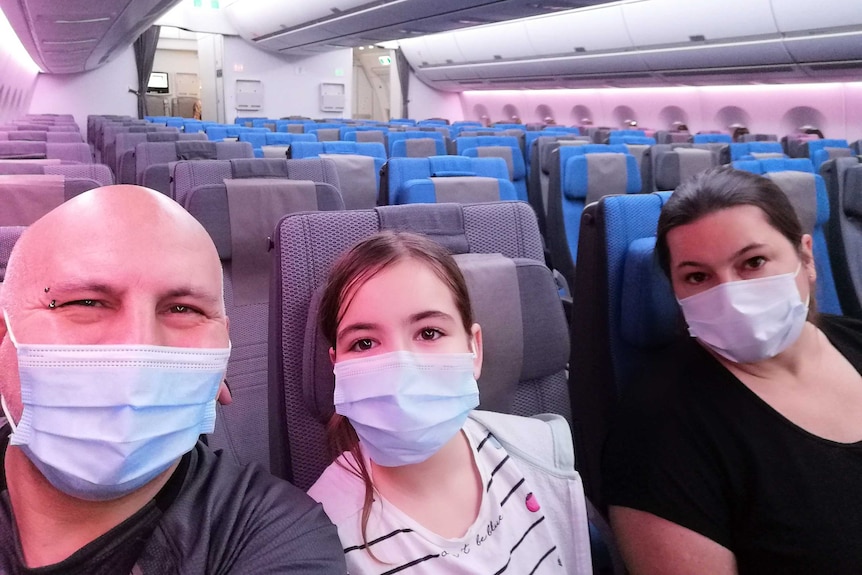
[743,256,766,270]
[684,271,708,285]
[350,338,375,352]
[418,328,442,341]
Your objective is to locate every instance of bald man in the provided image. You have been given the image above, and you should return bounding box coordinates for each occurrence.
[0,186,346,573]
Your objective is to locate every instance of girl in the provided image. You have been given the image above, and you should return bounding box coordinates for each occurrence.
[308,230,592,574]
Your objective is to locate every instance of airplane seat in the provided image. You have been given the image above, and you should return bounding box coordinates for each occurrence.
[265,132,316,146]
[45,132,84,144]
[185,178,344,471]
[732,160,765,174]
[380,155,509,206]
[394,176,517,204]
[457,136,527,202]
[0,141,91,163]
[811,146,853,171]
[620,141,654,193]
[115,131,205,184]
[0,226,25,284]
[733,158,814,175]
[344,129,387,147]
[546,146,641,289]
[692,133,732,144]
[172,157,341,207]
[821,157,862,319]
[527,137,592,237]
[288,142,385,207]
[388,131,447,158]
[238,132,267,157]
[730,141,784,161]
[275,122,305,134]
[0,174,101,226]
[306,128,340,142]
[586,127,612,144]
[762,170,841,315]
[655,130,692,144]
[568,191,677,508]
[851,140,862,155]
[653,147,716,192]
[784,133,820,158]
[136,140,254,196]
[7,130,47,142]
[742,133,778,142]
[43,164,115,186]
[266,200,563,488]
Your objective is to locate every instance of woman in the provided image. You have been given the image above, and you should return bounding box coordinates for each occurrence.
[603,167,862,574]
[308,231,592,574]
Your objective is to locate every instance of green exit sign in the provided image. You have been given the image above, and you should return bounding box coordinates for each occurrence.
[378,56,392,65]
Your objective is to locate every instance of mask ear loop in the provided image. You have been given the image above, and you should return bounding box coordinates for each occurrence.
[1,310,19,431]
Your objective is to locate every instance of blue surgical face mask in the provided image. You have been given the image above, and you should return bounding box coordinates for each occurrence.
[333,350,479,467]
[677,264,809,364]
[1,310,230,501]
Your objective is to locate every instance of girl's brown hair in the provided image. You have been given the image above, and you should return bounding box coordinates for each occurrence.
[318,230,475,555]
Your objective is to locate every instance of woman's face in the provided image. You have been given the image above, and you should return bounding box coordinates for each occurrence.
[330,258,482,378]
[665,205,815,301]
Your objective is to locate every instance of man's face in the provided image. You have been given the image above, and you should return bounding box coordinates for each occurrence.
[0,188,229,420]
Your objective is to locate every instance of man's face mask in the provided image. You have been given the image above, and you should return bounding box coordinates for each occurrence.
[1,310,230,500]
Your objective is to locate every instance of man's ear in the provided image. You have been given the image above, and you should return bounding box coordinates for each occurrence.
[470,323,483,381]
[329,347,336,366]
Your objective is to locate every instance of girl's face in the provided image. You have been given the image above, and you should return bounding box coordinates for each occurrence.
[665,204,814,302]
[330,258,482,379]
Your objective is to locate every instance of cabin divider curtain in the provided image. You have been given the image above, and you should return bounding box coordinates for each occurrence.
[394,48,410,120]
[134,26,161,119]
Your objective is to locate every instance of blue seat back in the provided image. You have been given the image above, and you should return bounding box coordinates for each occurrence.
[388,131,446,157]
[545,144,641,288]
[693,133,732,144]
[383,155,509,205]
[394,177,517,204]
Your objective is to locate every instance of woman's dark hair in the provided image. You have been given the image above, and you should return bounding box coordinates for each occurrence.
[656,166,806,279]
[317,230,475,556]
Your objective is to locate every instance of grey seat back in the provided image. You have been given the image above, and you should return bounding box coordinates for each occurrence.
[172,158,341,207]
[268,201,571,488]
[653,147,717,191]
[0,226,25,286]
[136,141,254,196]
[186,179,344,470]
[0,174,96,225]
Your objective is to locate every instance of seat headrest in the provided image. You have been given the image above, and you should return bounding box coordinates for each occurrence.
[764,171,819,234]
[176,140,217,160]
[620,237,681,347]
[301,252,569,422]
[844,167,862,219]
[563,153,637,202]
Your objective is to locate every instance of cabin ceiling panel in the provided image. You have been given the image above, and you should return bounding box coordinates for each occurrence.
[782,32,862,63]
[771,0,862,33]
[0,0,182,73]
[622,0,778,47]
[637,41,793,71]
[524,6,631,55]
[222,0,616,53]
